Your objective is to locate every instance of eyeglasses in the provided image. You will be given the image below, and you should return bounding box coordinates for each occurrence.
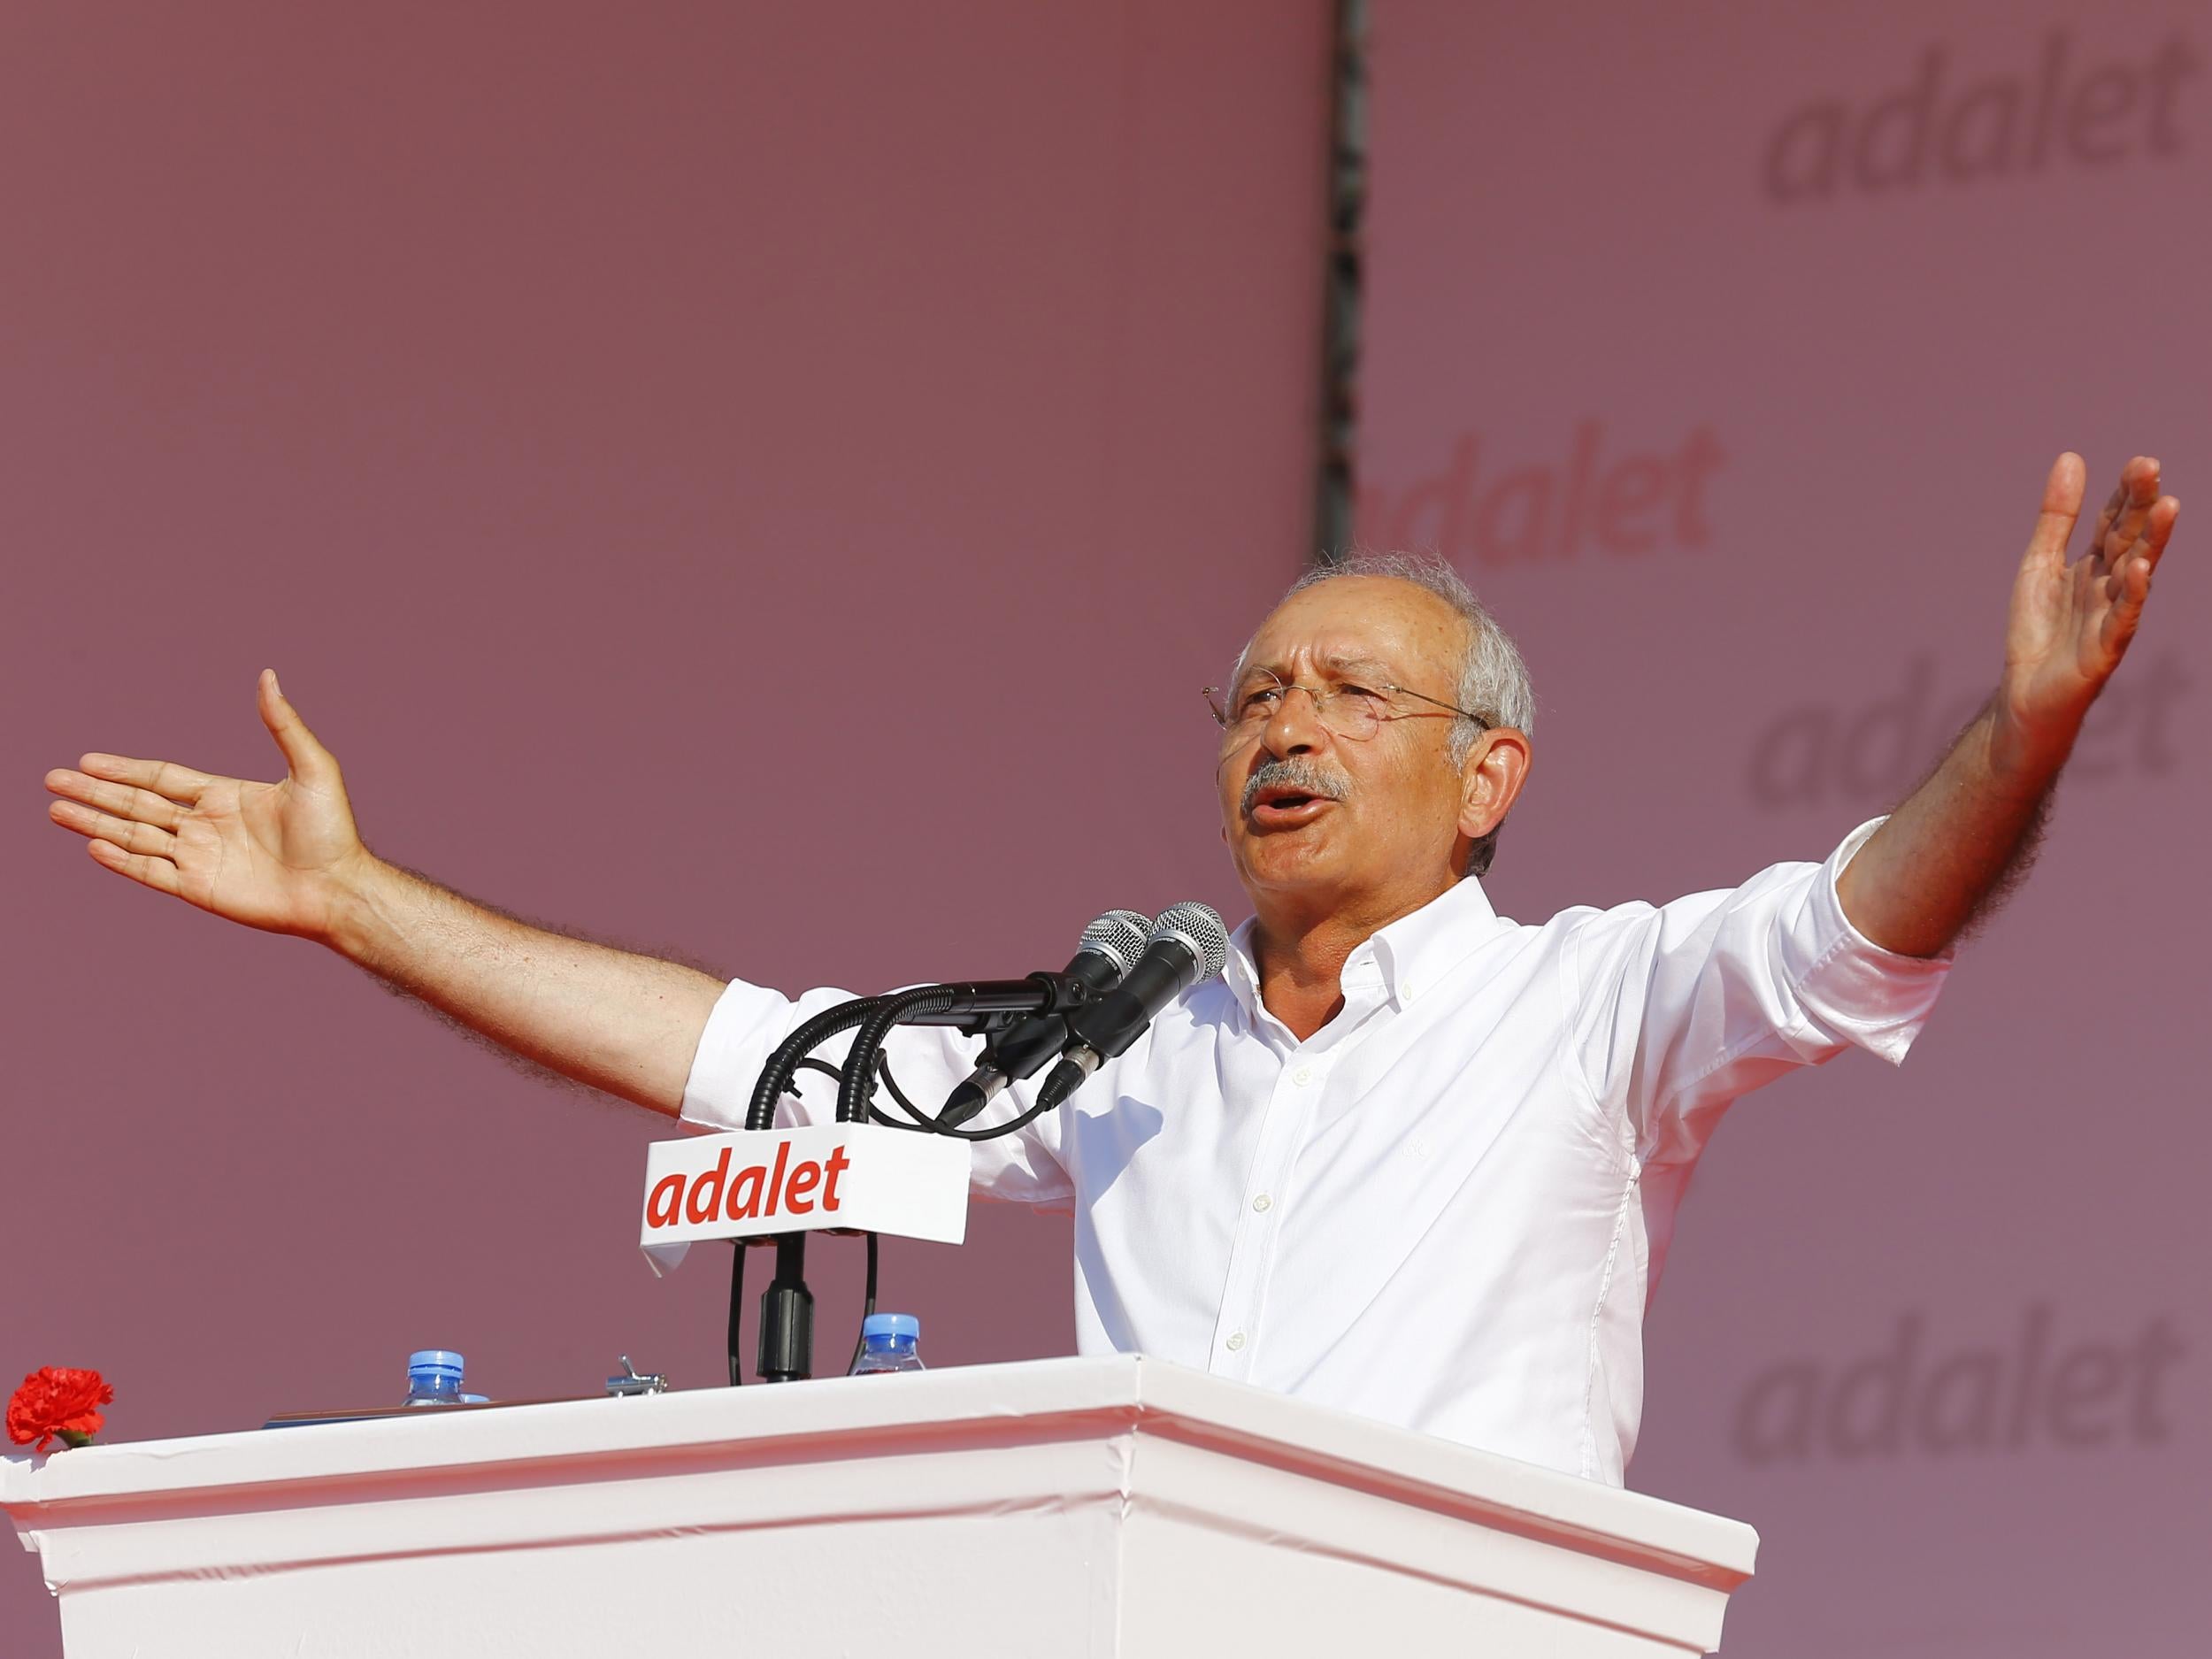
[1202,672,1491,744]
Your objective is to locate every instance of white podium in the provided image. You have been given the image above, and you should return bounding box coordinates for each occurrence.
[4,1356,1756,1655]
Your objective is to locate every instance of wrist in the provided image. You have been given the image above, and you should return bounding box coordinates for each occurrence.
[318,850,403,962]
[1987,683,2084,789]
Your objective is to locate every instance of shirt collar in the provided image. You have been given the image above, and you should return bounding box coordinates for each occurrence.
[1222,875,1509,1024]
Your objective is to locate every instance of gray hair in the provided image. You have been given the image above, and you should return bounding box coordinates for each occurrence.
[1236,551,1535,879]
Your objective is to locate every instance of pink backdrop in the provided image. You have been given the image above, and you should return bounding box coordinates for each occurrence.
[1358,0,2206,1651]
[0,4,1330,1649]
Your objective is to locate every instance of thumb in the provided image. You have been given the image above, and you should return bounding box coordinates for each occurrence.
[2024,451,2086,570]
[257,669,339,783]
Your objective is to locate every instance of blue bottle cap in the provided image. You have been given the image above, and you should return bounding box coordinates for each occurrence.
[862,1314,919,1341]
[408,1349,465,1375]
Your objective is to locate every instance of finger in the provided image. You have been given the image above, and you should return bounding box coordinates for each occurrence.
[86,837,182,899]
[2100,551,2155,658]
[2133,495,2180,574]
[2104,495,2181,592]
[74,753,212,807]
[257,669,339,785]
[2088,475,2126,559]
[2025,452,2086,565]
[42,770,187,831]
[2100,456,2162,558]
[49,799,182,861]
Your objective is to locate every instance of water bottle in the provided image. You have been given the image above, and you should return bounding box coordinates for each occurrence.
[403,1349,488,1407]
[849,1314,926,1376]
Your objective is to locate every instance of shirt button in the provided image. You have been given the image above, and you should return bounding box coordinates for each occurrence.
[1252,1194,1271,1212]
[1225,1332,1246,1352]
[1292,1064,1314,1086]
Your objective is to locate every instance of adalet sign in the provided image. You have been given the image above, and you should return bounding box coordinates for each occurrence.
[639,1124,972,1266]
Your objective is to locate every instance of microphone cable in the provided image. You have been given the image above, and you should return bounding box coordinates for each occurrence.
[874,1048,1065,1143]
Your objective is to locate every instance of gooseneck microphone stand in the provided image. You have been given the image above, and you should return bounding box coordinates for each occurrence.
[726,995,881,1386]
[732,976,1095,1386]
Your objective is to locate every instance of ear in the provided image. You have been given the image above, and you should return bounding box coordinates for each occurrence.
[1457,728,1532,842]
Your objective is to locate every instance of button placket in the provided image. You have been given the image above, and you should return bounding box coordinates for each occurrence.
[1209,1054,1328,1378]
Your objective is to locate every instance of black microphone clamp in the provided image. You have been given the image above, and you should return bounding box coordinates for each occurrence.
[895,972,1103,1029]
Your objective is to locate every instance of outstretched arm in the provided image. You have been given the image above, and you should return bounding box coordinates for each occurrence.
[45,671,722,1116]
[1835,453,2179,957]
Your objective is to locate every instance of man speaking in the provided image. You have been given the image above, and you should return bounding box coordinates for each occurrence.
[42,453,2177,1486]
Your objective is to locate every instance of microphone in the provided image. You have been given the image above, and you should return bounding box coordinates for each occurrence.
[1035,902,1230,1113]
[939,910,1150,1127]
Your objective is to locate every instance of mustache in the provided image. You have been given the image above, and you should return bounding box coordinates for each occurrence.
[1240,757,1353,817]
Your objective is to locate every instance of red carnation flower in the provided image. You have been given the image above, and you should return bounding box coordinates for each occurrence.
[6,1367,114,1453]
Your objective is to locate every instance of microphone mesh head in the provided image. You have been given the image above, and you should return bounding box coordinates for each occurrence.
[1079,909,1151,975]
[1153,902,1230,980]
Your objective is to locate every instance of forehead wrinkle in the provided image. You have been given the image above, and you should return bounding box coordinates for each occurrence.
[1237,642,1402,684]
[1313,649,1396,680]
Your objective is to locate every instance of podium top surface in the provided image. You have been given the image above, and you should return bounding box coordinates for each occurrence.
[3,1354,1755,1584]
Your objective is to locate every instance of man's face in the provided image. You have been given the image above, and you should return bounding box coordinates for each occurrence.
[1217,577,1477,913]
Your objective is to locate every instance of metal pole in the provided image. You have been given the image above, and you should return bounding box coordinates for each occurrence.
[1312,0,1369,566]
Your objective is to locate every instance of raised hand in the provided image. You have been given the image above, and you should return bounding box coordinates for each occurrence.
[44,670,374,942]
[2000,453,2180,772]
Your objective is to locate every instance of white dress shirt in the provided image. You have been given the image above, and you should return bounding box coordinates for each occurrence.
[680,818,1949,1484]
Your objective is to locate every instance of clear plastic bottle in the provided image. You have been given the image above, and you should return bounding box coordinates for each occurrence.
[849,1314,926,1376]
[403,1349,488,1407]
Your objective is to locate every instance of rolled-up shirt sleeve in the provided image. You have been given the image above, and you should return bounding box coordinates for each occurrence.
[1564,817,1953,1171]
[680,977,1077,1210]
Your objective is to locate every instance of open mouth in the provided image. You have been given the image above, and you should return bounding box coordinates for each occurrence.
[1246,787,1336,828]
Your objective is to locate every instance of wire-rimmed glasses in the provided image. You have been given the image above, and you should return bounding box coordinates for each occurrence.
[1203,671,1490,745]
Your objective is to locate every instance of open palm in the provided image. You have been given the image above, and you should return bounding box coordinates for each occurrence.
[2002,454,2179,762]
[45,670,370,942]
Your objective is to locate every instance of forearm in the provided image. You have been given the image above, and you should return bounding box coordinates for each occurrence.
[1833,695,2070,958]
[325,858,726,1117]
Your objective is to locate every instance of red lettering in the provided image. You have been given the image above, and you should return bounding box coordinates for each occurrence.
[646,1172,685,1229]
[784,1161,821,1214]
[764,1141,791,1217]
[1366,423,1724,565]
[822,1145,851,1211]
[726,1161,766,1220]
[686,1147,732,1225]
